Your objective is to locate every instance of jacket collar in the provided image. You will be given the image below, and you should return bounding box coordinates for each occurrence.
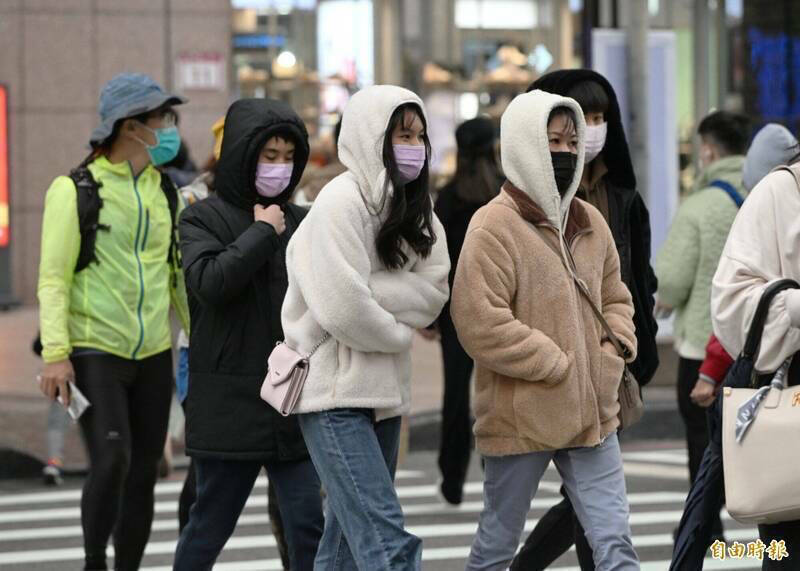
[579,156,609,193]
[693,155,746,194]
[92,154,158,181]
[502,181,592,243]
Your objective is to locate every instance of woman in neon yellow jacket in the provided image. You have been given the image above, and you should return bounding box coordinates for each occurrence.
[37,73,190,571]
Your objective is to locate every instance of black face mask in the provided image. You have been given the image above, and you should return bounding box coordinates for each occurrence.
[551,151,577,197]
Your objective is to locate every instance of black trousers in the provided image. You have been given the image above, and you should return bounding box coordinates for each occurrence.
[72,350,173,571]
[677,357,708,483]
[511,486,594,570]
[759,520,800,570]
[178,443,291,570]
[677,357,723,536]
[174,457,323,571]
[438,312,474,504]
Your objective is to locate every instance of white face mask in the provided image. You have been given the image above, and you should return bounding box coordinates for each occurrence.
[584,122,608,163]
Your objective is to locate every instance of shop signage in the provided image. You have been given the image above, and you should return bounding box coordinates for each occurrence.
[175,53,226,91]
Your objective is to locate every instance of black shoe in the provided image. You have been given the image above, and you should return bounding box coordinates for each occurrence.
[438,479,463,506]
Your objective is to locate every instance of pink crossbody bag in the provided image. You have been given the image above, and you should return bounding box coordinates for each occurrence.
[260,334,330,416]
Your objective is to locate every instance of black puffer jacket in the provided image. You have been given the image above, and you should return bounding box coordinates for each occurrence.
[529,69,660,385]
[179,98,310,460]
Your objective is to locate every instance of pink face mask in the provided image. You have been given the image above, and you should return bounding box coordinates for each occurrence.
[255,163,293,197]
[393,144,426,184]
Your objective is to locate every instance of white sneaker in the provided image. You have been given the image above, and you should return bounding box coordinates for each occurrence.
[42,463,63,487]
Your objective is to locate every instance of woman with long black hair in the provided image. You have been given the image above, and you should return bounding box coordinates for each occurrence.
[281,85,450,570]
[433,117,502,505]
[37,73,190,571]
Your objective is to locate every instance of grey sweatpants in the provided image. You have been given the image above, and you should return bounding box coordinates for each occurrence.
[466,433,639,571]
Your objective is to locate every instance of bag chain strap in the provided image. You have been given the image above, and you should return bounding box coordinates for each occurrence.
[304,333,331,360]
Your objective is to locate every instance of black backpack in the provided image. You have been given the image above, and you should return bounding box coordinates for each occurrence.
[68,164,181,279]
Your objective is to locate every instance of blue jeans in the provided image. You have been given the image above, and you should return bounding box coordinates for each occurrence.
[299,409,422,571]
[175,347,189,404]
[173,457,323,571]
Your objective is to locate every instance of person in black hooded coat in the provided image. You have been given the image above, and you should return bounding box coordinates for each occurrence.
[432,117,502,506]
[173,99,323,571]
[510,69,659,571]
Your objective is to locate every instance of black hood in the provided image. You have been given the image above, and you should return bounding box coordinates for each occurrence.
[529,69,636,190]
[215,98,310,210]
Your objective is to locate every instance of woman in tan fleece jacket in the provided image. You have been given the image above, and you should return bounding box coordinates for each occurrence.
[452,90,639,571]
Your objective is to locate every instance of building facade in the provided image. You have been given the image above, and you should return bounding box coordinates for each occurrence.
[0,0,232,305]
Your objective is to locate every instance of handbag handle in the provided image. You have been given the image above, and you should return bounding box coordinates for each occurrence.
[741,279,800,360]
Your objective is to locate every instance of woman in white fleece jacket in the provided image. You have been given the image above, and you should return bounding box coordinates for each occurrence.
[281,85,450,570]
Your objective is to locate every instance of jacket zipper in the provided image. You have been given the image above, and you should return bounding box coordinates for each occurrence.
[141,208,150,251]
[130,166,146,359]
[542,224,603,445]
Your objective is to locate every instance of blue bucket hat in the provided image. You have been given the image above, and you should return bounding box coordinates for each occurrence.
[90,73,187,144]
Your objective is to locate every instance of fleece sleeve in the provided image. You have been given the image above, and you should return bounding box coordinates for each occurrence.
[368,214,451,329]
[37,177,82,364]
[287,192,413,354]
[450,226,568,383]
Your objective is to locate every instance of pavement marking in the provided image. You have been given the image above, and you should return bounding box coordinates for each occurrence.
[622,450,690,465]
[0,509,752,565]
[0,455,686,510]
[0,490,692,541]
[621,461,690,480]
[0,470,426,507]
[0,478,514,524]
[136,528,763,571]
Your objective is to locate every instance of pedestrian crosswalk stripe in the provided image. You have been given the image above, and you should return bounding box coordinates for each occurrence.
[0,491,690,542]
[0,480,499,524]
[0,511,755,565]
[622,450,689,465]
[137,528,764,571]
[0,470,426,507]
[0,448,751,570]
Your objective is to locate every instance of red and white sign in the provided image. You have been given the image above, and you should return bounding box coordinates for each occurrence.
[175,53,227,92]
[0,85,8,248]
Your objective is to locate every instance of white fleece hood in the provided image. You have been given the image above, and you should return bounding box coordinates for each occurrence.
[500,89,586,228]
[338,84,427,205]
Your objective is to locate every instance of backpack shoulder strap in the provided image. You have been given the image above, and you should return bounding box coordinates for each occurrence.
[69,165,109,273]
[709,179,744,209]
[159,172,181,284]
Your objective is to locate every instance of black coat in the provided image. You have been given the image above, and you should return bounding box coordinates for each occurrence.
[529,69,660,384]
[434,181,487,298]
[606,181,660,384]
[179,98,311,461]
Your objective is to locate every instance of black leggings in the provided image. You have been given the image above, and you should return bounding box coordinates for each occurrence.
[72,350,173,571]
[437,312,474,504]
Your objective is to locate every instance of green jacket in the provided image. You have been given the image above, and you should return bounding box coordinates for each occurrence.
[38,156,190,364]
[656,155,746,359]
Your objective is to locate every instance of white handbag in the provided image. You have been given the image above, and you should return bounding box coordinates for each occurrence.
[722,364,800,524]
[721,279,800,524]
